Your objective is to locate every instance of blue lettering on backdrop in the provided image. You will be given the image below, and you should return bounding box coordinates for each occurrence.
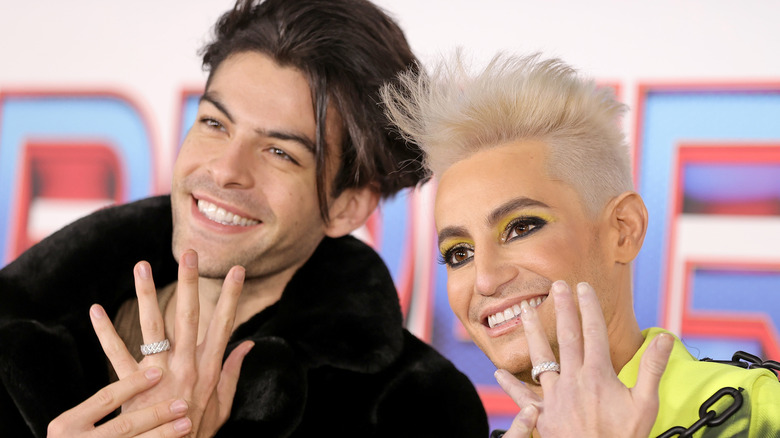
[0,94,155,263]
[634,87,780,358]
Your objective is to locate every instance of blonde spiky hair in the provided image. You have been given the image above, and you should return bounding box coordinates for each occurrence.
[381,51,633,215]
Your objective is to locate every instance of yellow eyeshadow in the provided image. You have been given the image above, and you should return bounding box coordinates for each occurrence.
[439,238,474,255]
[495,211,556,238]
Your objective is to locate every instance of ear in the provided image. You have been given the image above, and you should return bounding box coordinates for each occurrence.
[324,186,380,238]
[604,191,648,264]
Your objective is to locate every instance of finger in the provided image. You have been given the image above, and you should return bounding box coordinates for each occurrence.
[216,340,254,421]
[173,250,200,361]
[92,398,190,438]
[133,417,193,438]
[501,405,539,438]
[632,333,673,409]
[90,304,138,378]
[519,298,558,385]
[60,367,164,427]
[551,281,584,370]
[136,261,167,353]
[576,282,611,368]
[201,266,245,367]
[494,369,542,408]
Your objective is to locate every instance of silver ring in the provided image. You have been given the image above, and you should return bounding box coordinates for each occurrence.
[531,360,560,384]
[140,339,171,356]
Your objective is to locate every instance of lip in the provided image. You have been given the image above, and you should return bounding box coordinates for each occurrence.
[479,294,548,337]
[189,194,262,234]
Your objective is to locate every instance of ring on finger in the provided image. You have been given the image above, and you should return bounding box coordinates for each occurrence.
[140,339,171,356]
[531,360,560,384]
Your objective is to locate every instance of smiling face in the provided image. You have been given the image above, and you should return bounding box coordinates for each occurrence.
[435,140,618,376]
[171,51,344,280]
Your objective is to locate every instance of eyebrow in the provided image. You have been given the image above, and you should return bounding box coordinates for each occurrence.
[200,92,317,154]
[437,225,470,248]
[437,196,550,247]
[486,197,551,229]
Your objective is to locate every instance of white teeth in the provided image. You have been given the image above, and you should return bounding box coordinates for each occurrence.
[487,296,547,328]
[197,200,260,226]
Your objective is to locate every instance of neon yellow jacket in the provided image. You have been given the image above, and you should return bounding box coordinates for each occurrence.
[618,328,780,437]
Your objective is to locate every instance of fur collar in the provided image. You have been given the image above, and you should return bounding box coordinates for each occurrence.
[230,233,404,371]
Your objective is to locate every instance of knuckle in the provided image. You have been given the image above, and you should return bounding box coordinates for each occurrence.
[150,404,165,424]
[217,317,234,335]
[582,326,601,339]
[109,416,133,435]
[142,318,164,334]
[182,308,199,324]
[47,419,68,436]
[557,328,580,346]
[95,387,117,408]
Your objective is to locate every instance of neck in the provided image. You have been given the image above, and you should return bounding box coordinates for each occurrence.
[164,266,297,344]
[605,296,644,375]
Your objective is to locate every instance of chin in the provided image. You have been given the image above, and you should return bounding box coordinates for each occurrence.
[484,340,532,371]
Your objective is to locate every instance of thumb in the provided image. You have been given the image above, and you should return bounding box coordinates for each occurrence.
[502,404,539,438]
[216,340,255,419]
[632,333,673,409]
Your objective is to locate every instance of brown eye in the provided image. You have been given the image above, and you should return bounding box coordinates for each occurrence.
[504,217,547,242]
[200,117,225,131]
[511,222,534,237]
[451,248,470,263]
[440,245,474,268]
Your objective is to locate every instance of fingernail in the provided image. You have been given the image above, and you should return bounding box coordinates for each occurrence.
[184,251,197,268]
[173,417,192,432]
[494,369,508,386]
[494,369,523,388]
[90,304,104,319]
[170,399,188,414]
[145,367,162,381]
[656,333,673,351]
[232,266,245,282]
[242,341,255,356]
[519,300,531,318]
[576,282,590,296]
[522,404,538,416]
[551,280,567,296]
[137,262,151,280]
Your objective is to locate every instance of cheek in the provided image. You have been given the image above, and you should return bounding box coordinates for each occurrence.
[173,143,202,178]
[525,234,585,275]
[446,275,472,321]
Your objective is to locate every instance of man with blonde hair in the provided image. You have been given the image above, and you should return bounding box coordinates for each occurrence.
[382,52,780,437]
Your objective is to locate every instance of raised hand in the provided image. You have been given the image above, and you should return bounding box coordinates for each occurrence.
[47,367,192,437]
[495,281,673,438]
[89,249,254,437]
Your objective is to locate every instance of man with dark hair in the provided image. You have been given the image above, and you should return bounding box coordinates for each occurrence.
[0,1,488,436]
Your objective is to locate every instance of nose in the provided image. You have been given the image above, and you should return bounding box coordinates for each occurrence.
[207,138,255,189]
[473,246,517,297]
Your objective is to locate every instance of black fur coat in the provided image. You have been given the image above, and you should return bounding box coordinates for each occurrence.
[0,196,488,437]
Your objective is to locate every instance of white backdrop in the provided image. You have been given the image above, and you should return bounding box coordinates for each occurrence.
[2,0,780,429]
[3,0,778,184]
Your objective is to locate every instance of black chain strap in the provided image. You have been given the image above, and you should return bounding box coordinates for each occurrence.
[700,350,780,379]
[656,386,744,438]
[490,351,774,438]
[489,387,744,438]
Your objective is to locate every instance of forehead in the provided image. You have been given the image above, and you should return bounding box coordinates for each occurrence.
[206,51,344,159]
[434,140,577,231]
[208,51,314,120]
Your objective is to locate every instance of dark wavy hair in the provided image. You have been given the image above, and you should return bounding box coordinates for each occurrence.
[201,0,426,221]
